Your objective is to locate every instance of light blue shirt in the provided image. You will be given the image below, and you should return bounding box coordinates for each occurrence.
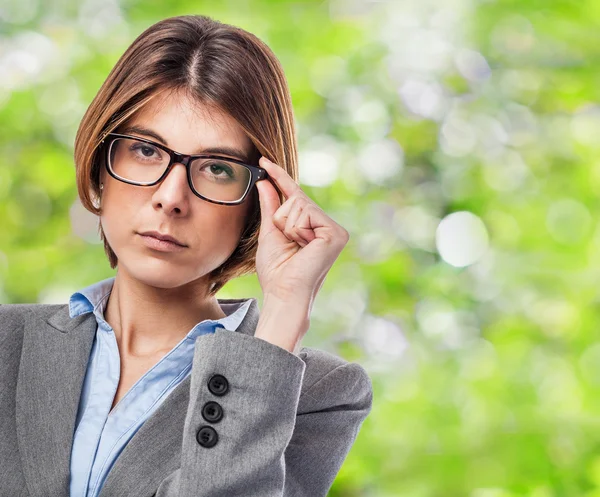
[68,276,252,497]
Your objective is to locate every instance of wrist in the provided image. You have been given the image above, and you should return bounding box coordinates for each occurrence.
[254,294,311,354]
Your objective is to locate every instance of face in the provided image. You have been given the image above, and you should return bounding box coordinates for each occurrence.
[98,89,255,291]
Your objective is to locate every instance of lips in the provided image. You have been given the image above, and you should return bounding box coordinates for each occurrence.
[138,231,187,247]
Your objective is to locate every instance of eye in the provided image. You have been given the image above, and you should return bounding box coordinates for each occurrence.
[131,143,158,157]
[139,146,156,157]
[204,161,235,178]
[127,141,165,164]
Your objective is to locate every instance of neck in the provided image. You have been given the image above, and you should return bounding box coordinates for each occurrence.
[104,268,227,359]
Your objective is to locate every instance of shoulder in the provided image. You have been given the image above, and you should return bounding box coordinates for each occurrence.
[0,303,65,326]
[297,345,373,408]
[0,304,69,346]
[0,304,66,378]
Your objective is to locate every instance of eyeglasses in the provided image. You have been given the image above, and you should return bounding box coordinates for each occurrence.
[101,133,268,206]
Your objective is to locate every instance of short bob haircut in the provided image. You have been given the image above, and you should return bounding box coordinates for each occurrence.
[74,15,297,296]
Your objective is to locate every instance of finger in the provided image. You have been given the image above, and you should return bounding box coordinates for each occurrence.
[285,203,312,247]
[255,177,281,239]
[296,205,347,246]
[294,209,317,243]
[271,196,310,247]
[272,196,312,247]
[284,201,303,234]
[259,156,304,201]
[272,196,297,232]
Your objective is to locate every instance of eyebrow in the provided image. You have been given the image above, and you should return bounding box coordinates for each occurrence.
[120,125,251,162]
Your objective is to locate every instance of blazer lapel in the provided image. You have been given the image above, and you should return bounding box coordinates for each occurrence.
[98,297,260,497]
[16,305,97,497]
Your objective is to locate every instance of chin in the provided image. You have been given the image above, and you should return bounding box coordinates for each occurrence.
[117,253,200,289]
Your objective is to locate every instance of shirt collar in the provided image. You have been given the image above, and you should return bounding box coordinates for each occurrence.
[68,276,252,333]
[69,277,114,319]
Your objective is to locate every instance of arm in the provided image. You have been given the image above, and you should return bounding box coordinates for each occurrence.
[155,330,372,497]
[254,296,374,494]
[283,360,373,496]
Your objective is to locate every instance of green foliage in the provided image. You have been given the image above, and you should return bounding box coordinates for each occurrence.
[2,0,600,495]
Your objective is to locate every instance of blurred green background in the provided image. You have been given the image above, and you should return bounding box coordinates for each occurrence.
[2,0,600,495]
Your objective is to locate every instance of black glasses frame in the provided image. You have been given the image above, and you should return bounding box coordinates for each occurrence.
[101,132,268,206]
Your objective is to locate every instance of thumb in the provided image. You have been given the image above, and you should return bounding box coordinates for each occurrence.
[256,176,281,239]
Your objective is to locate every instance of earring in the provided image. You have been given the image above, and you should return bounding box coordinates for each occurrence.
[93,183,104,209]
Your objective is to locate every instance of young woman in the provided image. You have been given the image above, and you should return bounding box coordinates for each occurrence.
[0,15,373,497]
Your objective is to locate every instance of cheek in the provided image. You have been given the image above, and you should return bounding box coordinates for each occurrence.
[204,204,252,252]
[209,209,246,238]
[232,201,254,236]
[100,185,143,244]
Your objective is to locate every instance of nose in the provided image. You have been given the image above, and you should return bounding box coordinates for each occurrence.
[151,162,191,216]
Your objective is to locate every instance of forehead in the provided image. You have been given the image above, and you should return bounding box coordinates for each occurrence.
[121,88,253,155]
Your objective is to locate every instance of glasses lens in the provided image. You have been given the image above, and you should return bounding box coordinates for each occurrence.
[108,138,169,184]
[190,158,251,202]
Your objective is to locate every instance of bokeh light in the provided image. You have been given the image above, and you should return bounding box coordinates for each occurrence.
[2,0,600,495]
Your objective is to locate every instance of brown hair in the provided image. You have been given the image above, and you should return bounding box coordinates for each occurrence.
[74,15,298,296]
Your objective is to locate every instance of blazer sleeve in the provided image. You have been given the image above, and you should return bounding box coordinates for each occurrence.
[155,329,373,497]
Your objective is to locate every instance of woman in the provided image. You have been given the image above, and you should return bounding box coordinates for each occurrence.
[0,14,373,497]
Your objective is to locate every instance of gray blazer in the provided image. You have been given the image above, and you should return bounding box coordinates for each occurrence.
[0,297,373,497]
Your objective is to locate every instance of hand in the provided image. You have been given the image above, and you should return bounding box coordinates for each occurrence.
[255,156,350,307]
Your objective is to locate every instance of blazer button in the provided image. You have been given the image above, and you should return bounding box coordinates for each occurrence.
[196,426,219,448]
[202,401,224,423]
[207,374,229,396]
